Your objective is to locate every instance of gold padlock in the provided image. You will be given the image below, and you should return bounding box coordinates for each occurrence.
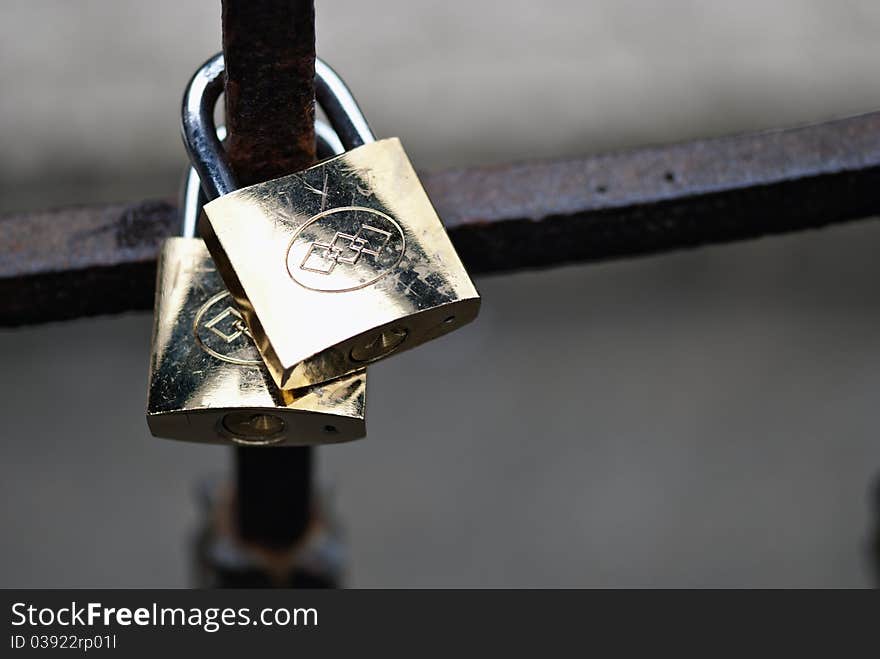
[183,55,481,389]
[147,120,366,447]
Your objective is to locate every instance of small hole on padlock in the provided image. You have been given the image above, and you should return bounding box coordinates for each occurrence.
[323,425,339,434]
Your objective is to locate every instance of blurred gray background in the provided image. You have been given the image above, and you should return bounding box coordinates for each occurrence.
[2,0,880,587]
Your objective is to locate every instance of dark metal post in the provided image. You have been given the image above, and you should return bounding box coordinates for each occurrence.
[221,0,317,185]
[234,444,313,549]
[217,0,325,574]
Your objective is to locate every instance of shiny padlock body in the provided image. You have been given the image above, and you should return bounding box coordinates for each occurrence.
[201,137,481,389]
[147,238,367,446]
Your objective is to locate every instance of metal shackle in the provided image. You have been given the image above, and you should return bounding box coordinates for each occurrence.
[181,53,375,202]
[179,121,346,239]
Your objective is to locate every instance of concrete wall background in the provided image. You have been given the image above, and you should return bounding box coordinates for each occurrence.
[2,0,880,586]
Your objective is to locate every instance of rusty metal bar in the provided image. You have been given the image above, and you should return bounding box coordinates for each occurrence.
[3,112,880,327]
[221,0,317,556]
[222,0,316,185]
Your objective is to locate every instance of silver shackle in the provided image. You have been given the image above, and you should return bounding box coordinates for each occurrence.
[180,121,346,239]
[181,53,375,202]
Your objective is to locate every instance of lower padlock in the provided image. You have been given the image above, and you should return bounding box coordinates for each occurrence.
[146,122,367,446]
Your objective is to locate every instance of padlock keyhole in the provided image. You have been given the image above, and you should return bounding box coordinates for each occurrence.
[220,412,287,445]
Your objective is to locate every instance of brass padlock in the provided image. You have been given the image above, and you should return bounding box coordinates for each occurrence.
[147,119,367,447]
[183,55,481,389]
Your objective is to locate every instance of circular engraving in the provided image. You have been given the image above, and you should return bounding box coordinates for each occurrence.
[286,206,405,292]
[193,291,262,366]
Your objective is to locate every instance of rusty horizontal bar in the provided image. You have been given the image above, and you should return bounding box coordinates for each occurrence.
[3,111,880,327]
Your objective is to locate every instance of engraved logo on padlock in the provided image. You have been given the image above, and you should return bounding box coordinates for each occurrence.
[194,291,261,365]
[286,205,406,292]
[184,56,481,390]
